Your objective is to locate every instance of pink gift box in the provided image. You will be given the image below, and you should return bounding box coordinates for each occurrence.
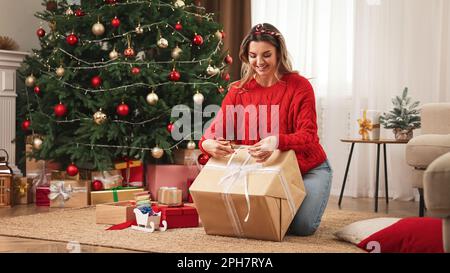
[146,165,200,201]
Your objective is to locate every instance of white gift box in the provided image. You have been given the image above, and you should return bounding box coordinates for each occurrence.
[358,110,381,140]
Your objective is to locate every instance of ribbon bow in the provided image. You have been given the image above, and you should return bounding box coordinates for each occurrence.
[48,181,73,201]
[357,110,374,141]
[15,181,29,197]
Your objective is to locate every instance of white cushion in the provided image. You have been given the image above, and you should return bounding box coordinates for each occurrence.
[334,217,401,244]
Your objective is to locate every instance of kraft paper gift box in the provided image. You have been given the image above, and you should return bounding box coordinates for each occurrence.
[25,136,61,178]
[358,109,381,140]
[96,201,136,225]
[146,164,201,201]
[49,180,90,208]
[90,187,144,205]
[172,149,202,165]
[13,177,33,204]
[91,170,123,190]
[190,148,306,242]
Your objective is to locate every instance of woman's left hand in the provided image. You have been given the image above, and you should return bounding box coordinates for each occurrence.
[248,136,278,163]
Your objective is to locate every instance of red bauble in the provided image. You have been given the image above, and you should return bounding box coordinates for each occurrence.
[54,103,67,117]
[131,67,140,75]
[92,180,104,191]
[197,153,210,165]
[91,76,102,88]
[169,69,181,81]
[222,72,230,81]
[66,163,79,176]
[111,16,121,28]
[167,123,174,133]
[36,27,46,38]
[21,120,31,131]
[46,0,57,11]
[105,0,117,4]
[124,47,135,57]
[66,33,78,46]
[74,9,85,17]
[34,86,41,95]
[193,34,204,46]
[116,103,130,116]
[175,21,183,31]
[225,54,233,65]
[220,31,226,40]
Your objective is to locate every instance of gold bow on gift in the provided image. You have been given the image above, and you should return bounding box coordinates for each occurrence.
[15,181,29,197]
[358,110,374,141]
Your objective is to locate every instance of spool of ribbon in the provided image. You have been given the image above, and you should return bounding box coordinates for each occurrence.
[358,109,374,141]
[158,187,182,206]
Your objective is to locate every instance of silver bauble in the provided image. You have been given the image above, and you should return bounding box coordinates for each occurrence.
[109,48,119,60]
[187,140,196,150]
[157,38,169,49]
[92,22,105,36]
[174,0,185,8]
[146,92,159,105]
[171,46,182,59]
[25,75,36,87]
[151,147,164,159]
[193,92,204,104]
[33,137,43,150]
[135,24,144,34]
[206,65,217,76]
[56,66,65,77]
[93,109,107,125]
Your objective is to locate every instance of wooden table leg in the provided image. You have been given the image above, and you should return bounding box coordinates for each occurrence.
[383,144,389,204]
[375,143,381,212]
[339,142,355,207]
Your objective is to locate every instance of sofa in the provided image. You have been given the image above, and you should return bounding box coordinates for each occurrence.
[405,103,450,217]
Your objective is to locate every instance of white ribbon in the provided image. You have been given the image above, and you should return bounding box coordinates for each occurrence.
[205,148,297,237]
[48,181,87,207]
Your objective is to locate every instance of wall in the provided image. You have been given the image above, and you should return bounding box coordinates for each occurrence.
[0,0,43,52]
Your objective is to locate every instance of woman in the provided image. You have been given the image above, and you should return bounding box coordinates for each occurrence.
[198,23,332,236]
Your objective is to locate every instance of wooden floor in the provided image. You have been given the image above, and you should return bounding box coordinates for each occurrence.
[0,195,420,253]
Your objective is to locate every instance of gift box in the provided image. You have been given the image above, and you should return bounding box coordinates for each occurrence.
[35,186,50,206]
[49,180,90,208]
[358,109,381,140]
[153,204,199,229]
[115,160,144,187]
[96,201,136,225]
[187,178,195,203]
[190,148,306,242]
[13,176,33,204]
[51,170,91,181]
[172,149,202,165]
[146,164,200,201]
[25,136,61,178]
[91,170,123,190]
[90,187,144,205]
[158,187,182,206]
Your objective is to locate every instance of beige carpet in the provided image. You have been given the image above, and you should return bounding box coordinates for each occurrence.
[0,207,385,253]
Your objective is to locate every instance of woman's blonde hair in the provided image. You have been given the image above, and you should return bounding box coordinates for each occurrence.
[237,23,295,89]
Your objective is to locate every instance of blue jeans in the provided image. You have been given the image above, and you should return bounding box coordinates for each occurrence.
[288,159,333,236]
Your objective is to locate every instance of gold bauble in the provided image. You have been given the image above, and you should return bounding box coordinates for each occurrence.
[171,46,182,59]
[215,30,223,40]
[135,24,144,34]
[146,91,159,105]
[193,92,204,104]
[174,0,185,8]
[93,109,107,125]
[109,48,119,60]
[151,147,164,159]
[33,137,43,150]
[56,66,65,77]
[25,74,36,87]
[157,37,169,49]
[92,22,105,36]
[65,7,74,15]
[206,65,218,76]
[187,140,196,150]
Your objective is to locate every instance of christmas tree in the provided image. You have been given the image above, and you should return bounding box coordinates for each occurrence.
[17,0,231,172]
[380,87,421,130]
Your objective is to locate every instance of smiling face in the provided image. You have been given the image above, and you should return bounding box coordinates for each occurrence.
[248,41,279,79]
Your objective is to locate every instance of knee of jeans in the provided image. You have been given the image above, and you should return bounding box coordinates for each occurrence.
[290,220,319,236]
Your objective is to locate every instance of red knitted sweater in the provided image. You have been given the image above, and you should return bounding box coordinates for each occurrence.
[199,73,327,175]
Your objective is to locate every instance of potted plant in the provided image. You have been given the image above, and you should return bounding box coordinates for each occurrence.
[380,87,421,140]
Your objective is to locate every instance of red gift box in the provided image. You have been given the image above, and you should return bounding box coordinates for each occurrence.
[116,160,144,187]
[146,165,200,201]
[35,186,50,206]
[152,204,199,229]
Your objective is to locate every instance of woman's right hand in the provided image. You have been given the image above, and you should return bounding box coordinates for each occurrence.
[201,137,235,158]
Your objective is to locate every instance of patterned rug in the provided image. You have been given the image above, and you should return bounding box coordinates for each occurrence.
[0,206,384,253]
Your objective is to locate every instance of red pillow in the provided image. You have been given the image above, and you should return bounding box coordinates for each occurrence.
[357,217,444,253]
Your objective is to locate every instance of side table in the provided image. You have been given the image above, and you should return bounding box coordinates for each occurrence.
[339,138,409,212]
